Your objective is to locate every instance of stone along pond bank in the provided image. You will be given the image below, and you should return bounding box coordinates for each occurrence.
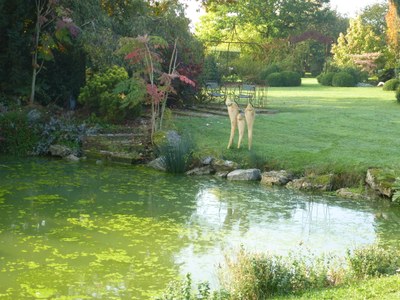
[149,155,400,203]
[48,131,399,204]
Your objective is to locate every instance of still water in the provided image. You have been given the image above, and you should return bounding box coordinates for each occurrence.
[0,157,399,299]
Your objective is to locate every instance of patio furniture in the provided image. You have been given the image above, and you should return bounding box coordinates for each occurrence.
[236,84,256,105]
[205,81,227,104]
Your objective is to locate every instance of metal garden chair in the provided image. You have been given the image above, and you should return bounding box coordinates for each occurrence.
[205,81,227,104]
[236,84,256,105]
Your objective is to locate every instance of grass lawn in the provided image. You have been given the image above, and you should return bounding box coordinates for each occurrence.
[174,78,400,176]
[274,275,400,300]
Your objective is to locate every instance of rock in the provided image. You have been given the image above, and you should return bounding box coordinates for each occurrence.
[365,168,394,198]
[336,188,364,200]
[166,130,181,146]
[148,157,166,171]
[186,165,215,176]
[201,156,214,165]
[356,83,374,87]
[261,170,293,186]
[49,144,72,157]
[227,169,262,181]
[27,109,42,123]
[65,154,80,162]
[215,171,229,178]
[286,174,333,191]
[212,159,239,172]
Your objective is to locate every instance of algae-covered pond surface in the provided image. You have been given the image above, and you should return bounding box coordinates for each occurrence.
[0,157,400,299]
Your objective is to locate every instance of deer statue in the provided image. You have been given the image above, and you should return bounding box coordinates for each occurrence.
[226,99,255,150]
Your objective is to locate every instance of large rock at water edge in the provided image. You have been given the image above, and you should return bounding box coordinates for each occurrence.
[186,165,215,176]
[365,168,394,198]
[65,154,80,162]
[49,144,72,157]
[261,170,293,186]
[286,174,333,191]
[212,159,239,172]
[148,157,166,171]
[336,188,364,200]
[227,169,261,181]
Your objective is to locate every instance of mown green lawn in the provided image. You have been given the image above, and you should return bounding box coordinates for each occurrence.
[274,275,400,300]
[174,78,400,175]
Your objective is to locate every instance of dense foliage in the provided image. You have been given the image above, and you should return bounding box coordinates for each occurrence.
[0,107,95,156]
[332,72,357,87]
[266,71,302,87]
[383,78,399,91]
[78,66,146,121]
[0,0,202,114]
[157,244,400,299]
[0,110,39,155]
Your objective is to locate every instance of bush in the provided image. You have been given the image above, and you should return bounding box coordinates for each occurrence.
[347,245,400,279]
[341,67,367,83]
[317,72,335,86]
[202,55,221,83]
[281,71,301,86]
[396,86,400,103]
[155,274,230,300]
[383,78,399,91]
[266,71,301,87]
[0,110,39,155]
[332,72,356,87]
[266,72,284,87]
[32,116,98,156]
[223,249,336,299]
[260,64,281,82]
[78,66,145,122]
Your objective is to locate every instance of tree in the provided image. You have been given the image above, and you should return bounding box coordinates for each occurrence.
[0,0,34,96]
[331,16,381,68]
[120,35,195,142]
[360,2,388,38]
[386,0,400,71]
[196,0,347,76]
[391,0,400,16]
[198,0,332,41]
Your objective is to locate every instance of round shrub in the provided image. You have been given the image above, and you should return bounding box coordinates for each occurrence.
[281,71,301,86]
[383,78,399,91]
[260,64,281,81]
[317,72,335,86]
[78,66,145,122]
[396,86,400,103]
[332,72,356,87]
[266,72,284,87]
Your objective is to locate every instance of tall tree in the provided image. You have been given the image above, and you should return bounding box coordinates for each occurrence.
[198,0,332,41]
[331,16,381,67]
[391,0,400,16]
[360,2,388,38]
[386,0,400,71]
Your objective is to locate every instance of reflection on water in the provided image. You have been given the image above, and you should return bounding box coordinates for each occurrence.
[0,157,399,299]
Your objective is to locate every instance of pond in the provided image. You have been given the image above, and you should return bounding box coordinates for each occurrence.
[0,157,400,299]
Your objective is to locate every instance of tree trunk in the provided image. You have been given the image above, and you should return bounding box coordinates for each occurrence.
[29,4,41,106]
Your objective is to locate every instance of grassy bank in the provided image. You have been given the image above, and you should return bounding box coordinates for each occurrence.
[174,78,400,176]
[275,275,400,300]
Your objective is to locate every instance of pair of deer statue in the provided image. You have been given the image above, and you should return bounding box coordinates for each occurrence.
[225,99,255,150]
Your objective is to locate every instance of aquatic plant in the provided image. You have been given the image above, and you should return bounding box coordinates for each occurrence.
[158,134,195,174]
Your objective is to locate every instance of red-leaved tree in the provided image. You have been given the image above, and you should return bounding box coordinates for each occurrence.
[119,35,195,142]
